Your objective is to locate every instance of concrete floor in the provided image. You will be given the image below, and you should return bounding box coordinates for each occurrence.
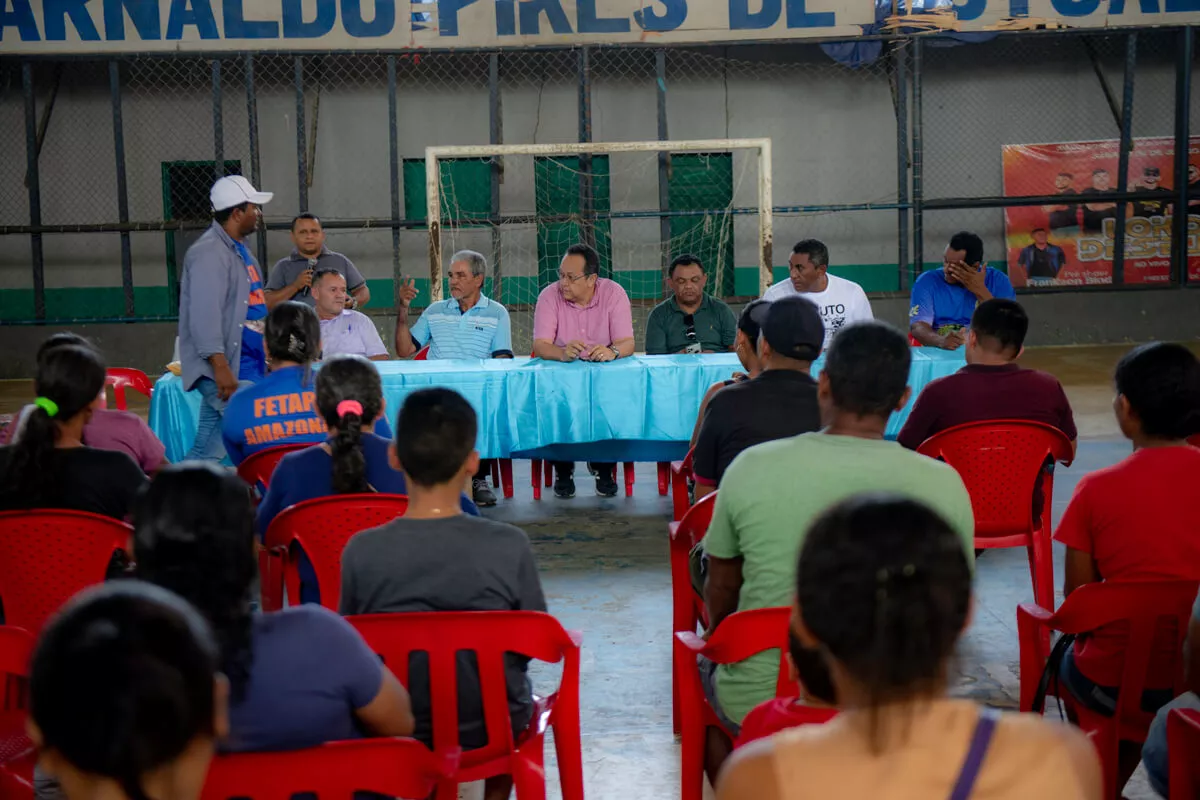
[0,344,1180,799]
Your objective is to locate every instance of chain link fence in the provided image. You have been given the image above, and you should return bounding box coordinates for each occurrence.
[0,29,1194,333]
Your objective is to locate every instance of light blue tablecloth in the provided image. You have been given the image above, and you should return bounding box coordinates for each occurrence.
[149,351,967,464]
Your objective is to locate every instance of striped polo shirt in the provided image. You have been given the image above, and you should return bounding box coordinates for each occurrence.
[410,294,513,359]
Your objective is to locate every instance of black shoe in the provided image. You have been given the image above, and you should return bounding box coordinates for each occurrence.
[554,474,576,499]
[472,478,497,507]
[595,470,618,498]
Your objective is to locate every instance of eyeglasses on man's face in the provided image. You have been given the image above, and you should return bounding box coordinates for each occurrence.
[558,270,589,284]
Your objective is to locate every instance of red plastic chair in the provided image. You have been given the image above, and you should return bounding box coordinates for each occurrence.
[917,420,1074,610]
[656,462,671,496]
[0,627,34,800]
[1168,707,1200,799]
[670,447,695,521]
[908,333,923,347]
[0,510,130,636]
[668,492,718,735]
[236,443,309,494]
[674,607,794,800]
[414,344,431,360]
[348,611,583,800]
[1188,434,1199,448]
[104,367,153,410]
[201,737,459,800]
[1017,580,1199,800]
[261,494,409,612]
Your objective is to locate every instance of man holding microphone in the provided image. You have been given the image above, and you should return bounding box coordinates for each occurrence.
[265,213,370,310]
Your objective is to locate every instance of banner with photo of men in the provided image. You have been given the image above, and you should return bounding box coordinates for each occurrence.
[1002,137,1200,287]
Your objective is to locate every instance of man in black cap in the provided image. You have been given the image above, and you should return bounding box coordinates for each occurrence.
[1132,165,1171,219]
[691,296,824,500]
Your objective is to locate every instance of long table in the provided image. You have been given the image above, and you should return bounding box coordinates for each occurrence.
[149,350,967,464]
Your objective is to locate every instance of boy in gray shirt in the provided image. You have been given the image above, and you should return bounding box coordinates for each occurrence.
[340,388,545,800]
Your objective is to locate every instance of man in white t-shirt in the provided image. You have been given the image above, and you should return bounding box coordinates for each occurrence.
[762,239,873,349]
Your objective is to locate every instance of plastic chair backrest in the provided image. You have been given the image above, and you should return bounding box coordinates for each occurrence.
[414,345,431,360]
[236,444,309,492]
[695,606,795,698]
[264,494,409,609]
[104,368,153,411]
[0,510,130,635]
[674,491,716,550]
[917,419,1073,537]
[1189,434,1200,449]
[201,738,458,800]
[0,627,32,680]
[348,611,581,765]
[1168,708,1200,799]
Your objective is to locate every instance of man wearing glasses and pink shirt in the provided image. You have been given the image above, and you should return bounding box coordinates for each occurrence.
[532,243,635,499]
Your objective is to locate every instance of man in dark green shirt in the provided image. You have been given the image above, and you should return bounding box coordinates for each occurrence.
[645,254,737,355]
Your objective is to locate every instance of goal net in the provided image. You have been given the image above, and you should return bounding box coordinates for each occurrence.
[425,139,773,356]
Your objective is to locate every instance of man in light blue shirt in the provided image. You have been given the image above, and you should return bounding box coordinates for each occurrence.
[908,230,1015,351]
[394,249,513,505]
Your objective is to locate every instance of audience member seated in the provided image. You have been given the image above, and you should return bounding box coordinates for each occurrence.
[699,321,975,772]
[716,496,1102,800]
[221,302,390,465]
[693,296,823,499]
[689,300,768,449]
[1141,584,1200,797]
[311,269,389,360]
[28,582,224,800]
[1052,341,1200,791]
[340,388,547,800]
[733,632,838,749]
[909,231,1016,350]
[645,254,737,355]
[256,355,478,603]
[135,462,415,752]
[0,343,146,521]
[762,239,873,350]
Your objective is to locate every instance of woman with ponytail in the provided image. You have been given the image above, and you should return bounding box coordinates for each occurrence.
[256,355,478,602]
[220,301,391,465]
[0,344,145,519]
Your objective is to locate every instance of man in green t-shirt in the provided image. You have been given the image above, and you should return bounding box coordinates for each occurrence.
[701,321,975,746]
[645,254,737,355]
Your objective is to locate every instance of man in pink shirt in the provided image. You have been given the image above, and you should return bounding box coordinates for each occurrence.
[532,243,635,498]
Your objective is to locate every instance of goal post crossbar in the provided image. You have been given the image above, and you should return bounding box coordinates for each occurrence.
[425,138,773,304]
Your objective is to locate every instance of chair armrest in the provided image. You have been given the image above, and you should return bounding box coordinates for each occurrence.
[1017,602,1058,711]
[668,521,683,541]
[670,460,685,476]
[566,630,584,649]
[675,631,706,656]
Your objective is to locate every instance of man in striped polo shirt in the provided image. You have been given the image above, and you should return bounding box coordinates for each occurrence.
[395,249,513,506]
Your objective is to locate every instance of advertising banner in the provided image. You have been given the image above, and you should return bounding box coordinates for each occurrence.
[1002,137,1200,287]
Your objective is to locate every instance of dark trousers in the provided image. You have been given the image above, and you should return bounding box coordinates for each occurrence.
[475,459,494,481]
[552,461,615,479]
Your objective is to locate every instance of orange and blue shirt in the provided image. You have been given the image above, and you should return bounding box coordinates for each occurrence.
[220,365,392,465]
[234,239,267,382]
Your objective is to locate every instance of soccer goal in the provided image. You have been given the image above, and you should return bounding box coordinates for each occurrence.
[425,139,773,355]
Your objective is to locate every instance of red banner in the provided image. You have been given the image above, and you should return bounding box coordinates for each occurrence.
[1002,137,1200,287]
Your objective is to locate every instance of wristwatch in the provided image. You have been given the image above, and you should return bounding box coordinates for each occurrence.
[609,345,620,359]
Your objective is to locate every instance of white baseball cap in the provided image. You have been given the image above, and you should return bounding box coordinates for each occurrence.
[210,175,273,212]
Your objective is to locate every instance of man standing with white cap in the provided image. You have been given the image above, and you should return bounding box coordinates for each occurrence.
[177,174,273,461]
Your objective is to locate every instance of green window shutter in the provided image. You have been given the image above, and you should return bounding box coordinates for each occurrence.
[402,157,492,225]
[534,155,612,286]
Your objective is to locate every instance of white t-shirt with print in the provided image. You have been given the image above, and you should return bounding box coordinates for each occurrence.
[762,273,874,349]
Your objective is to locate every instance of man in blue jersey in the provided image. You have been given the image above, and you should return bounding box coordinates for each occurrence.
[908,231,1015,351]
[393,249,513,506]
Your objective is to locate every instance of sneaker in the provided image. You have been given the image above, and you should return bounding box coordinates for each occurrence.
[472,478,497,507]
[554,474,576,499]
[595,470,618,498]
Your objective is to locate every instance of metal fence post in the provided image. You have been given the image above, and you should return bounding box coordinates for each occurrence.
[577,46,595,254]
[212,59,224,182]
[1173,27,1193,286]
[245,54,266,267]
[911,37,924,281]
[656,48,670,280]
[489,52,503,301]
[295,56,308,213]
[895,40,910,292]
[387,54,402,306]
[109,61,134,317]
[22,61,45,321]
[1112,31,1137,286]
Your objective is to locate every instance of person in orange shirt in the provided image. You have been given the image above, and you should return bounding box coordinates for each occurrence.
[718,495,1101,800]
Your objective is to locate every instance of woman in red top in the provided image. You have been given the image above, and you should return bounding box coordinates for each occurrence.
[1053,341,1200,791]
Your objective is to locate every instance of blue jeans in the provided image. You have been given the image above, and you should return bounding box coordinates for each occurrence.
[185,376,250,462]
[1142,691,1200,797]
[1058,647,1175,717]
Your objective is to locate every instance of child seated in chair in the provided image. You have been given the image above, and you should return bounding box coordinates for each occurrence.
[734,631,838,749]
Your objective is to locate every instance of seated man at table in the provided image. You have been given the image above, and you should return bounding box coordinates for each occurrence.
[393,249,514,507]
[699,321,974,773]
[693,296,823,498]
[312,268,389,361]
[532,243,635,499]
[340,388,545,800]
[762,239,873,350]
[645,254,737,355]
[909,231,1015,351]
